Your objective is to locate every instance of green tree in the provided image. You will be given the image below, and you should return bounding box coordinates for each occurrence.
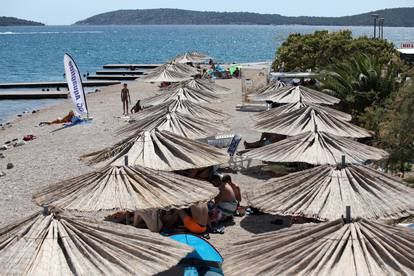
[319,54,401,118]
[273,30,397,72]
[379,84,414,174]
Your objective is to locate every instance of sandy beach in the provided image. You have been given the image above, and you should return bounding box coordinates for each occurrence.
[0,77,285,254]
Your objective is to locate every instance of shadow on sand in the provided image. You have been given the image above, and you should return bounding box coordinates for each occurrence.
[240,213,290,234]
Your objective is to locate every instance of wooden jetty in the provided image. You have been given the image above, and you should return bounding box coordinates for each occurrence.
[103,64,161,69]
[95,70,144,75]
[86,75,139,81]
[0,90,68,100]
[0,80,121,89]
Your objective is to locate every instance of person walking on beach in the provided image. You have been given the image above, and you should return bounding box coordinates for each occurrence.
[121,83,131,115]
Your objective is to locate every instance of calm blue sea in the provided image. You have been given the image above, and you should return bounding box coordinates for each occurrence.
[0,25,413,122]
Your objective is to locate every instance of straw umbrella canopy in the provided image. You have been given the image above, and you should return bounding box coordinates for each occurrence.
[82,130,229,171]
[33,165,219,213]
[170,62,200,76]
[254,101,352,122]
[248,80,286,97]
[254,105,371,138]
[165,79,230,94]
[133,98,230,122]
[247,164,414,221]
[119,110,227,137]
[189,51,209,59]
[142,68,192,83]
[142,63,198,83]
[252,85,340,105]
[151,62,199,76]
[244,131,389,165]
[0,211,192,276]
[174,52,209,63]
[143,86,221,107]
[224,218,414,276]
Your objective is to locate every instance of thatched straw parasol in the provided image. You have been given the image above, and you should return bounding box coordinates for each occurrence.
[252,85,340,105]
[254,101,352,122]
[141,68,192,83]
[142,63,198,83]
[248,80,286,97]
[82,130,229,170]
[224,218,414,276]
[173,52,209,63]
[0,211,192,276]
[247,164,414,221]
[165,78,230,94]
[143,86,220,107]
[254,105,371,138]
[33,165,218,213]
[133,98,230,122]
[244,131,389,165]
[118,110,227,137]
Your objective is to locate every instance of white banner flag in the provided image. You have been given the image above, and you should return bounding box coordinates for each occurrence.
[64,53,88,116]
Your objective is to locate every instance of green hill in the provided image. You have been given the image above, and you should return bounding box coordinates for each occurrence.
[75,7,414,27]
[0,16,44,26]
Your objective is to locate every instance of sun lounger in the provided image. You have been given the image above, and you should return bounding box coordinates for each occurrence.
[199,134,235,148]
[226,135,253,171]
[236,102,270,112]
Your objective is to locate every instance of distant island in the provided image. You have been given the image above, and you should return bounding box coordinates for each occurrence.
[0,16,44,26]
[75,7,414,27]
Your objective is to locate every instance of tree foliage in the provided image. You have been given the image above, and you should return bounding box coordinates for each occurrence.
[273,30,397,72]
[273,30,413,172]
[319,54,401,118]
[378,84,414,173]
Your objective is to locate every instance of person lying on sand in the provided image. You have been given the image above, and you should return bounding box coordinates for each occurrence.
[39,110,75,126]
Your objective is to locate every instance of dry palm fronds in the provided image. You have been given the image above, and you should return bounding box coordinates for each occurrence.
[224,218,414,276]
[82,130,229,170]
[252,85,340,105]
[134,98,229,122]
[33,165,218,212]
[0,212,191,276]
[244,131,388,165]
[247,164,414,221]
[118,110,227,138]
[143,86,220,107]
[254,105,371,138]
[254,101,352,121]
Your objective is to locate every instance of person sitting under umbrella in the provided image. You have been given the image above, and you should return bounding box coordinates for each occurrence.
[209,175,239,224]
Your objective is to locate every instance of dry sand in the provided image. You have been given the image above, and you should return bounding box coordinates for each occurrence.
[0,77,284,255]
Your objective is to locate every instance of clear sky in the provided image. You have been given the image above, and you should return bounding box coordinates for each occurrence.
[2,0,414,25]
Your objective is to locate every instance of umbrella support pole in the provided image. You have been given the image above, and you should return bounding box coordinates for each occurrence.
[345,206,351,223]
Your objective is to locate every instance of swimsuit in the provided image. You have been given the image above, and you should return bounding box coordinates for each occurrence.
[218,199,238,217]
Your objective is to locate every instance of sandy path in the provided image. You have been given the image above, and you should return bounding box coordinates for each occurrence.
[0,77,278,256]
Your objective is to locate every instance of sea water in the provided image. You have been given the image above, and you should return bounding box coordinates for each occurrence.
[1,25,413,122]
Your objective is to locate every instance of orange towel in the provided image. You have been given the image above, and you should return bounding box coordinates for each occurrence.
[183,215,207,234]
